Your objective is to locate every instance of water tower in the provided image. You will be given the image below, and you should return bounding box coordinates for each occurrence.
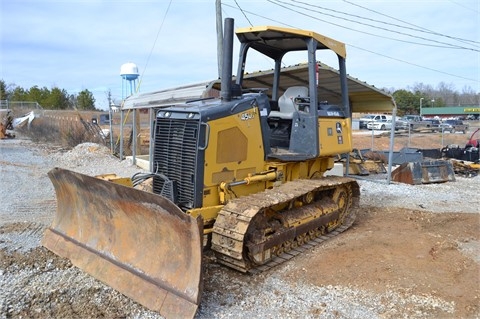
[120,62,139,99]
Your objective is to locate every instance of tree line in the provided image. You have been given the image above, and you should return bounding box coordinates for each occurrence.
[0,80,96,110]
[389,82,479,116]
[1,79,478,114]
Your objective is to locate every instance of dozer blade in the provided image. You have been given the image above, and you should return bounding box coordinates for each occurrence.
[42,168,203,319]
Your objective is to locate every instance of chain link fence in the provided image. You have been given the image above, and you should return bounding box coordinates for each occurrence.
[0,100,43,110]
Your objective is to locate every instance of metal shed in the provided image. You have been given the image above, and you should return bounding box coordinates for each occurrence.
[122,62,395,112]
[119,62,396,174]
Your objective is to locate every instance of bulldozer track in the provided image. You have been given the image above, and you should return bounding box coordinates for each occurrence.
[211,176,359,274]
[247,207,356,274]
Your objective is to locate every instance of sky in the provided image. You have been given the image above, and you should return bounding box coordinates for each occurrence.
[1,0,479,110]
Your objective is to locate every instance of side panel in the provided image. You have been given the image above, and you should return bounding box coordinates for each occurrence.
[202,106,266,207]
[318,118,353,156]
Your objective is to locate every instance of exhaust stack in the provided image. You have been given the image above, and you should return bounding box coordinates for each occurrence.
[220,18,234,101]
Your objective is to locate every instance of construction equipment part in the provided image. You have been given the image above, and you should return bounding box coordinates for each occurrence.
[43,168,203,318]
[467,128,480,148]
[212,177,359,272]
[0,109,14,139]
[341,149,387,176]
[391,159,456,184]
[43,18,361,318]
[451,160,480,177]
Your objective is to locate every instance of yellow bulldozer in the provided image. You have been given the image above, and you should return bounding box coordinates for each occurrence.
[43,18,360,318]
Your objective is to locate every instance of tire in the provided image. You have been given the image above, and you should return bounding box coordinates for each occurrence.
[381,125,385,130]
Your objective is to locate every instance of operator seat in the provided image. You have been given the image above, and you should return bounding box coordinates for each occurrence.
[268,86,308,120]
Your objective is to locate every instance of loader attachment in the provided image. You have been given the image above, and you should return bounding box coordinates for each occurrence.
[42,168,203,319]
[391,159,455,185]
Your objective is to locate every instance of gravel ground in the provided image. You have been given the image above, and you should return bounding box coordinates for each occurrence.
[1,135,479,319]
[358,176,479,214]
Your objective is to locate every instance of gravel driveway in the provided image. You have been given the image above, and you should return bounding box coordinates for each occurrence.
[1,136,479,319]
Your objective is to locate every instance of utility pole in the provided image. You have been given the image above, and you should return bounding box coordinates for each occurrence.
[106,90,114,153]
[216,0,223,79]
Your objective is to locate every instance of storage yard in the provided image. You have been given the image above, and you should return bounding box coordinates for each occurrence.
[1,130,478,319]
[2,4,478,318]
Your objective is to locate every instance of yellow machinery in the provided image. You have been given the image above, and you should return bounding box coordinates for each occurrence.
[43,18,360,318]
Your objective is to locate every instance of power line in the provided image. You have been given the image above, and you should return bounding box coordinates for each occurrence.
[233,0,253,26]
[222,2,479,84]
[342,0,480,47]
[223,2,296,28]
[447,0,480,15]
[349,44,479,83]
[269,0,479,51]
[138,0,173,93]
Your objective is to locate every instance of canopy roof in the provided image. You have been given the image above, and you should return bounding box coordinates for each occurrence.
[123,63,394,113]
[235,25,346,59]
[226,62,394,113]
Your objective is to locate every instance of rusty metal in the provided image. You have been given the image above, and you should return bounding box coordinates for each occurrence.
[42,168,203,319]
[391,160,455,185]
[341,150,387,176]
[452,160,479,178]
[211,176,360,273]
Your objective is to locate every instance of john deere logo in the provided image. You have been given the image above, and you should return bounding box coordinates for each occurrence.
[241,112,255,121]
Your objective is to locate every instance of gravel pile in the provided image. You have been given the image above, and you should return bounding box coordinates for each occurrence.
[358,176,479,214]
[1,139,478,319]
[50,142,145,177]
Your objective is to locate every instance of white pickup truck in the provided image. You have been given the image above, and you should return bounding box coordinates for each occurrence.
[359,114,392,129]
[367,119,393,130]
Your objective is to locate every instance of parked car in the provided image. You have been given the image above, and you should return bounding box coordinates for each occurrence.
[424,119,441,131]
[359,114,392,129]
[403,115,423,122]
[367,119,393,130]
[395,116,409,130]
[396,116,442,132]
[439,119,469,134]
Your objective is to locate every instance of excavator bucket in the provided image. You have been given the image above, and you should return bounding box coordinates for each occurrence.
[42,168,203,319]
[391,159,456,185]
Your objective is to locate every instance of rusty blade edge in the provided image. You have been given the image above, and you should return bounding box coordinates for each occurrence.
[44,226,199,304]
[43,228,199,319]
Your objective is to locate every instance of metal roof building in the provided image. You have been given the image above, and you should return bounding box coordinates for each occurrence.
[123,62,395,113]
[119,62,396,167]
[421,106,480,118]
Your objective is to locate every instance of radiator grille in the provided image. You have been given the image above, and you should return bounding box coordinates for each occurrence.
[152,118,199,208]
